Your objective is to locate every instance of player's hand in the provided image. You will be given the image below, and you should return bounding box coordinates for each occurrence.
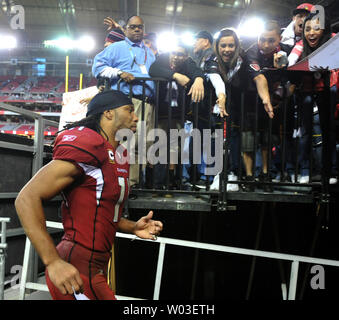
[188,77,204,103]
[120,72,135,83]
[134,211,163,240]
[46,259,84,295]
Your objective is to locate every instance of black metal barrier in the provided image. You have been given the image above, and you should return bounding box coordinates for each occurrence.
[106,71,337,210]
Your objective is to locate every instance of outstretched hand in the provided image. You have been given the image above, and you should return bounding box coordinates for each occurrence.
[134,211,163,240]
[216,93,228,117]
[310,65,329,72]
[187,77,204,103]
[262,97,274,119]
[104,17,124,33]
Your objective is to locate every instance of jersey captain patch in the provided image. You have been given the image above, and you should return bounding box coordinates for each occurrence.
[108,149,115,163]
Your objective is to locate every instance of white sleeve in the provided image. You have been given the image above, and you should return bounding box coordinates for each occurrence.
[99,67,120,79]
[288,53,300,67]
[206,73,225,96]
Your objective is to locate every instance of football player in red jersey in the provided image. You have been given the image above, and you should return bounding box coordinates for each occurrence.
[15,90,163,300]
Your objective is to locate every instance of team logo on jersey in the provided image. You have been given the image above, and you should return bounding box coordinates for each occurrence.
[108,150,115,164]
[250,63,261,72]
[62,135,77,142]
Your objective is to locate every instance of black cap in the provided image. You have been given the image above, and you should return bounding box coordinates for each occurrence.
[195,30,213,44]
[86,90,133,117]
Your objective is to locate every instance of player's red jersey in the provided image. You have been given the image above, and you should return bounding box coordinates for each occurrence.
[53,126,129,252]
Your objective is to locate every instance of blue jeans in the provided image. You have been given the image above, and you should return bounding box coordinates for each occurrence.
[297,87,337,177]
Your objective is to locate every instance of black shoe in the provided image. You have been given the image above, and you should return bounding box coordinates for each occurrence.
[168,170,178,190]
[144,166,154,189]
[281,172,292,182]
[194,179,207,189]
[181,179,193,191]
[258,173,273,192]
[243,175,255,192]
[312,174,322,182]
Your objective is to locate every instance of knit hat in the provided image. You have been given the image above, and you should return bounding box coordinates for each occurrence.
[105,28,125,44]
[86,90,132,117]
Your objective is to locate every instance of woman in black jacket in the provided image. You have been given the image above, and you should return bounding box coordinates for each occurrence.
[149,41,205,191]
[206,28,249,191]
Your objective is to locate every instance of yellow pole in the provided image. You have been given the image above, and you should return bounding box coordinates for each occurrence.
[65,55,69,93]
[79,73,83,90]
[107,247,116,293]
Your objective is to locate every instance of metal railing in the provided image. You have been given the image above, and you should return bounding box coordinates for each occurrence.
[0,102,59,175]
[0,102,59,295]
[0,217,10,300]
[18,221,339,300]
[107,73,337,206]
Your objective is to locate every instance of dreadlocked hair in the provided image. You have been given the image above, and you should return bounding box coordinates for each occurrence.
[51,112,108,148]
[62,113,103,132]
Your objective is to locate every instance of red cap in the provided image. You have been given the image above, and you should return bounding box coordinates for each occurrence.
[293,3,315,15]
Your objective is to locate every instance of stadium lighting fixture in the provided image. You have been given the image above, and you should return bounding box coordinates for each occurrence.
[44,37,74,51]
[237,17,264,38]
[157,31,178,53]
[57,37,74,51]
[77,36,95,52]
[180,32,195,46]
[0,35,17,49]
[44,36,95,51]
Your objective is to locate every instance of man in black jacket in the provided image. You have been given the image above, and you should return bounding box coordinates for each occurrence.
[193,30,214,70]
[192,30,219,189]
[149,41,204,191]
[243,20,291,191]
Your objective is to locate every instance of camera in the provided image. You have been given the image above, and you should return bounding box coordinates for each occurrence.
[276,51,288,68]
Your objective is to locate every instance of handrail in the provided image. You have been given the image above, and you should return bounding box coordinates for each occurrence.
[109,75,334,205]
[17,221,339,300]
[0,217,10,300]
[0,102,59,128]
[0,102,58,175]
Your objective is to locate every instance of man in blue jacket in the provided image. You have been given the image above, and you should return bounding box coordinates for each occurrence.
[92,15,156,188]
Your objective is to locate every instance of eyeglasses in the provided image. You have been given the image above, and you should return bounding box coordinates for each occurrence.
[127,24,144,30]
